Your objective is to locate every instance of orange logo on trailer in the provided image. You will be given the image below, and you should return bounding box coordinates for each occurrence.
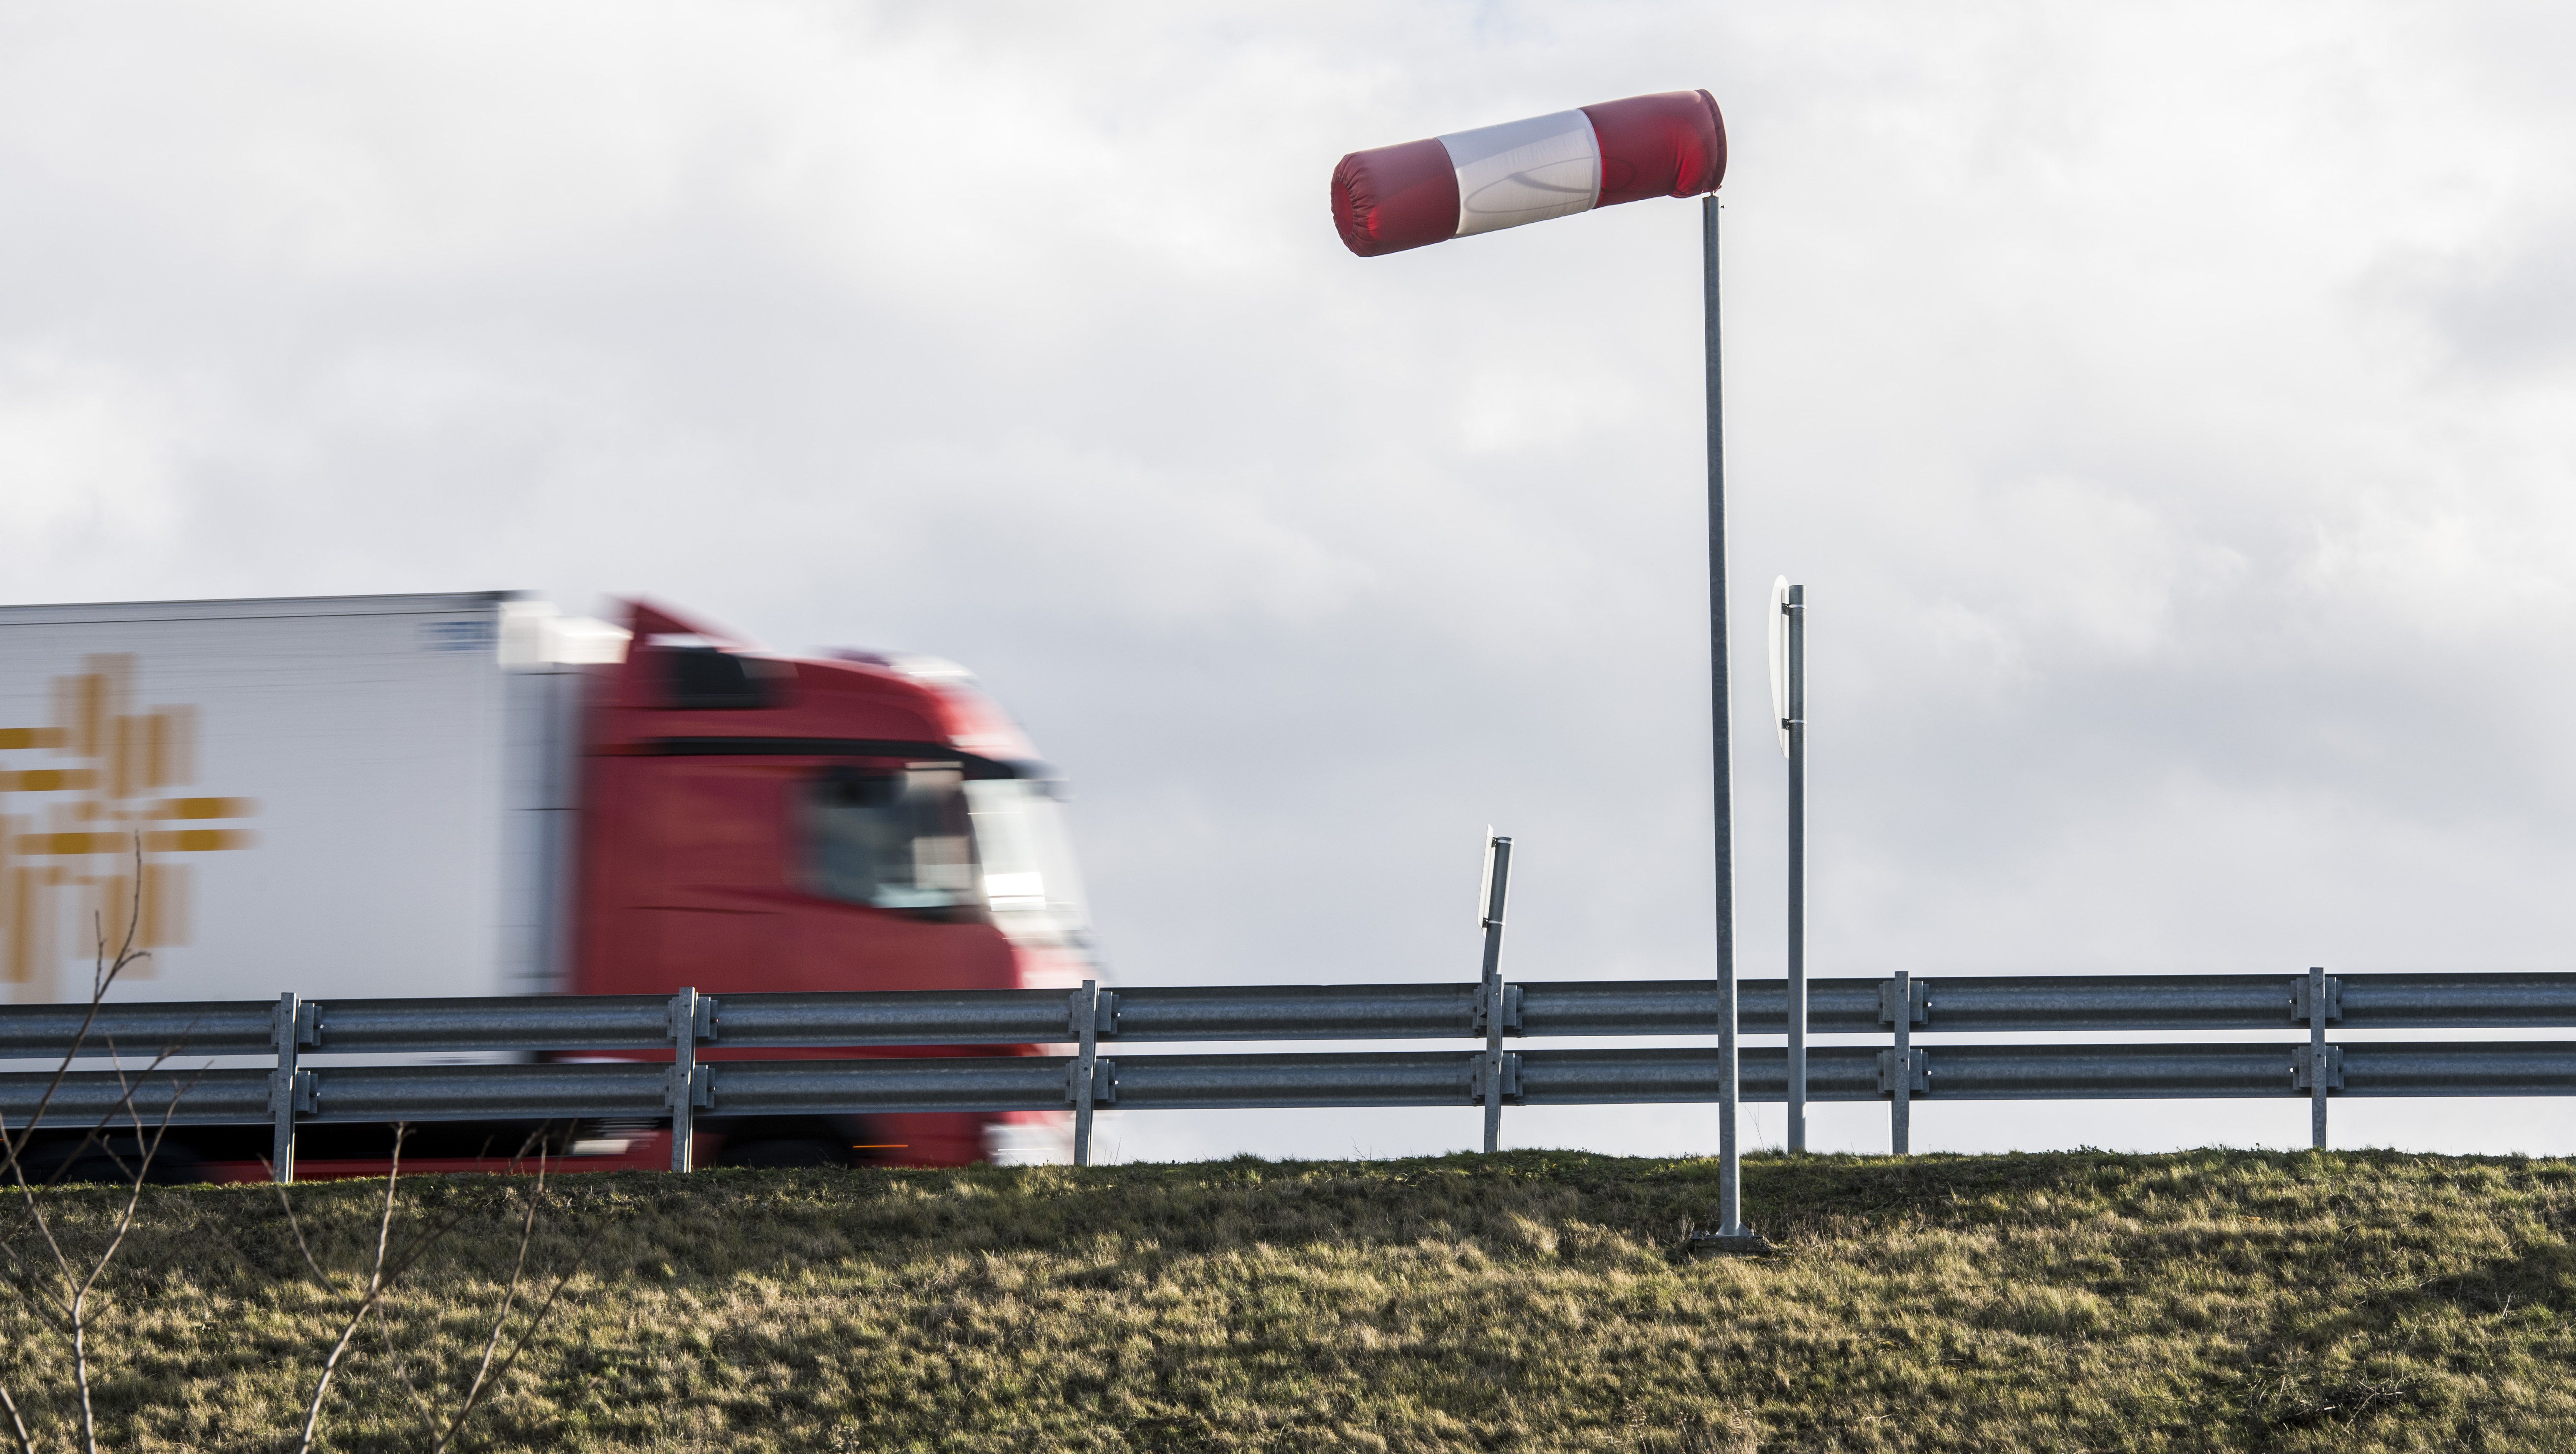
[0,655,256,1001]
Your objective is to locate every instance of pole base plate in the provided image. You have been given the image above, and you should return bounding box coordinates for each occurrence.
[1686,1231,1775,1257]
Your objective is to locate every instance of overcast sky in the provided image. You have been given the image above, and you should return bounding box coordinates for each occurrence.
[6,2,2574,1162]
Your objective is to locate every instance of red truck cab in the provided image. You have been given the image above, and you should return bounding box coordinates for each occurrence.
[574,601,1091,1166]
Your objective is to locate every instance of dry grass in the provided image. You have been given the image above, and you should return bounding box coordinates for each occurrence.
[1,1148,2572,1451]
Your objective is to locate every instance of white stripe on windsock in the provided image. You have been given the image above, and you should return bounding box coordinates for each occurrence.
[1438,109,1602,238]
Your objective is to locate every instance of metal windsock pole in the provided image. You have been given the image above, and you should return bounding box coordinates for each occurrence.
[1333,90,1764,1250]
[1700,193,1749,1242]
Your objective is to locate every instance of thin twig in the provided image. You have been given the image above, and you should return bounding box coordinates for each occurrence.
[294,1125,409,1454]
[38,1014,206,1191]
[67,853,151,1454]
[0,839,154,1186]
[1,893,145,1350]
[273,1172,445,1439]
[278,1123,568,1451]
[0,839,186,1420]
[0,1224,71,1334]
[78,1050,208,1306]
[65,1068,204,1454]
[450,1254,586,1443]
[262,1161,332,1286]
[0,869,171,1353]
[368,1315,446,1436]
[0,1381,34,1454]
[429,1150,550,1453]
[288,1126,499,1454]
[0,947,126,1185]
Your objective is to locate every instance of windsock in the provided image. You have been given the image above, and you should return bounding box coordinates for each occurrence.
[1332,90,1725,258]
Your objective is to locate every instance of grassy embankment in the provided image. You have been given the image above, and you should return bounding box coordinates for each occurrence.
[3,1149,2573,1451]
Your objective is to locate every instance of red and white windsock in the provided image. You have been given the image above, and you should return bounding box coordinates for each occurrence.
[1332,90,1725,258]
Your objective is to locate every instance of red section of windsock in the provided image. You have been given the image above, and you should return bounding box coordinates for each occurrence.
[1332,89,1725,258]
[1331,138,1460,258]
[1583,90,1727,206]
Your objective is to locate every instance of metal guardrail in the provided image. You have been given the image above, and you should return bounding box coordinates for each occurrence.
[3,971,2572,1178]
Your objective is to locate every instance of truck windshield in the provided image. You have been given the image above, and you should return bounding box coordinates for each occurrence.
[799,767,1092,945]
[801,765,980,918]
[964,778,1092,949]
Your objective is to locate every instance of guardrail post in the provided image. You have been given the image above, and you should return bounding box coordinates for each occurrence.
[1884,971,1915,1155]
[1478,833,1513,1154]
[669,987,701,1173]
[1072,979,1099,1166]
[2304,965,2337,1150]
[271,992,300,1184]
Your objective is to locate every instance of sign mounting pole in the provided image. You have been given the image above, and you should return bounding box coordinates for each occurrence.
[1767,574,1808,1156]
[1786,581,1806,1154]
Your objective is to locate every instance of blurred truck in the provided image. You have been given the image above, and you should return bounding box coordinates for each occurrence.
[0,591,1093,1178]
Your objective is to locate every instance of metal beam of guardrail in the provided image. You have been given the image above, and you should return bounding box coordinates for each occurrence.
[0,1003,278,1058]
[307,996,675,1054]
[10,973,2576,1062]
[9,1041,2576,1129]
[6,973,2574,1179]
[1557,973,2576,1035]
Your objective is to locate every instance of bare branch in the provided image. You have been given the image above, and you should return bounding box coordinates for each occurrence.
[0,1227,71,1334]
[271,1164,445,1444]
[440,1248,587,1454]
[0,1380,36,1454]
[429,1150,550,1453]
[455,1253,585,1446]
[72,853,159,1454]
[366,1316,446,1438]
[1,837,155,1173]
[295,1124,411,1454]
[295,1124,525,1444]
[0,1139,82,1338]
[261,1161,332,1287]
[0,910,129,1331]
[75,1068,205,1311]
[0,839,152,1454]
[16,1016,212,1451]
[274,1122,577,1454]
[0,938,120,1179]
[371,1195,490,1293]
[37,1014,207,1193]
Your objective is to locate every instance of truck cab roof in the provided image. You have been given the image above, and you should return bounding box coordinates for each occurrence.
[592,599,1044,779]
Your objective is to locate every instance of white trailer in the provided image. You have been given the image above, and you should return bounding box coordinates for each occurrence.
[0,592,616,1010]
